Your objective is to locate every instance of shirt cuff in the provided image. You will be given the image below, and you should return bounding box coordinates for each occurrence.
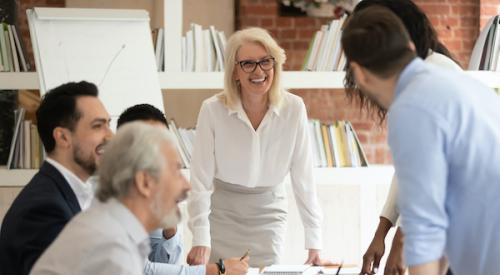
[191,226,211,247]
[404,231,446,266]
[304,227,322,249]
[380,212,399,227]
[187,265,206,275]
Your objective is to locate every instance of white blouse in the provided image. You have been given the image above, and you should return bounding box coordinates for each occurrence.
[187,91,323,249]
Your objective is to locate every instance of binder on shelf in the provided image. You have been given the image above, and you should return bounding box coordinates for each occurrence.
[23,120,31,169]
[347,121,368,167]
[302,16,347,72]
[11,24,29,72]
[182,23,226,72]
[0,24,9,71]
[308,120,368,168]
[168,119,190,169]
[185,29,195,72]
[210,25,225,71]
[7,25,19,72]
[7,108,25,169]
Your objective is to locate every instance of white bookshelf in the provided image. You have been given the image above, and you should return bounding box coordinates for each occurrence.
[0,166,393,187]
[0,72,39,89]
[0,168,38,187]
[2,71,500,90]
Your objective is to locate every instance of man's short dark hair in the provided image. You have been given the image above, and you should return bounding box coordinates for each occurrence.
[117,104,168,129]
[36,81,99,153]
[342,6,416,78]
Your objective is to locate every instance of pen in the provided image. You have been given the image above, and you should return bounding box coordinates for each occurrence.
[240,249,250,261]
[335,261,343,275]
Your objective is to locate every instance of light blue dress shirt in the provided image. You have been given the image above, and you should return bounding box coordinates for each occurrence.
[145,229,205,275]
[388,58,500,275]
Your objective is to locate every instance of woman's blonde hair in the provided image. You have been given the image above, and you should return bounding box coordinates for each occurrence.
[219,27,286,109]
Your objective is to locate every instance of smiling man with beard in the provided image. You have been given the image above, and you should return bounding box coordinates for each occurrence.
[29,122,191,275]
[0,81,113,275]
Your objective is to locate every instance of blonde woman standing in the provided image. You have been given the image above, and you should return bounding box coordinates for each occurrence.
[186,28,325,267]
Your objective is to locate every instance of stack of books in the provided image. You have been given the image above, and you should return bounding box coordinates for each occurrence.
[302,15,347,72]
[309,120,368,168]
[6,108,45,169]
[152,24,227,72]
[165,118,368,169]
[167,119,195,169]
[0,23,31,72]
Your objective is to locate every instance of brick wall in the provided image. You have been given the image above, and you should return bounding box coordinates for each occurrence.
[480,0,500,28]
[237,0,490,164]
[418,0,479,68]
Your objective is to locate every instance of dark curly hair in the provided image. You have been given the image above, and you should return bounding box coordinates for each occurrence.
[343,0,460,123]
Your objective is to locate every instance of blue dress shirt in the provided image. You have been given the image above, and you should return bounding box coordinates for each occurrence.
[388,58,500,275]
[145,229,205,275]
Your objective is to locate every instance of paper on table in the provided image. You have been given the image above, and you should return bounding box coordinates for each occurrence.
[261,265,323,275]
[246,268,261,275]
[319,266,359,275]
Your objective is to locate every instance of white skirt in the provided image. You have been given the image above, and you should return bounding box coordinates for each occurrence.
[209,178,288,267]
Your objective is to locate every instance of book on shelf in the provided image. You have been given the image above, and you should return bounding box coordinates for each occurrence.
[303,16,347,72]
[210,25,225,71]
[152,24,226,73]
[161,118,367,169]
[308,119,368,168]
[6,107,44,170]
[167,119,195,169]
[153,28,165,72]
[0,23,30,72]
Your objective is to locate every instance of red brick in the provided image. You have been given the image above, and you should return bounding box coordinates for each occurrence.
[480,5,499,18]
[451,5,478,17]
[278,29,297,40]
[280,41,292,51]
[295,17,317,27]
[244,4,277,16]
[298,29,316,39]
[260,18,275,28]
[292,41,309,50]
[276,17,293,28]
[268,29,279,39]
[438,17,459,28]
[241,17,259,27]
[419,3,451,15]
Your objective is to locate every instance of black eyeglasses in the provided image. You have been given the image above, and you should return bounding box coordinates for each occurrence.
[236,57,275,73]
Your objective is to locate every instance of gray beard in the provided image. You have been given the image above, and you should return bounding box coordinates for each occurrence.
[159,207,182,228]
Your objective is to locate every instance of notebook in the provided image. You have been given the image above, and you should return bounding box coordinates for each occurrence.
[261,265,323,275]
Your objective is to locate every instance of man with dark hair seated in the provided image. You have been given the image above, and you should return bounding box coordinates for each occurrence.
[0,81,113,275]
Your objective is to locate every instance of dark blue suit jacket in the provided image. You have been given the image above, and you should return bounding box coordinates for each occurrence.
[0,161,81,275]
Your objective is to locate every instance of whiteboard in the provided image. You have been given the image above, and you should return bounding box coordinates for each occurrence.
[27,7,164,119]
